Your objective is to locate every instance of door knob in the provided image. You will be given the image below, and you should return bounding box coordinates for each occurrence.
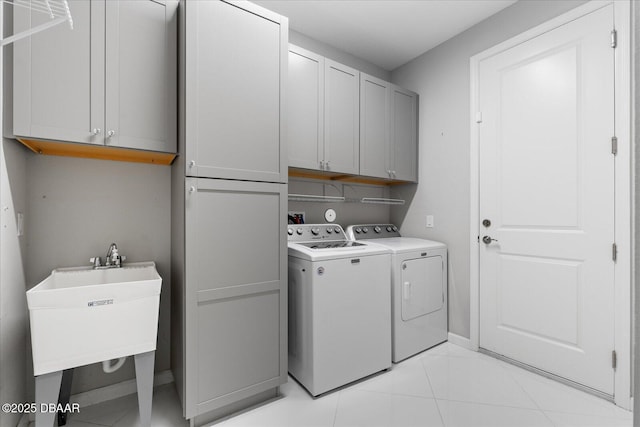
[91,128,101,136]
[482,219,491,227]
[482,235,498,244]
[107,130,116,138]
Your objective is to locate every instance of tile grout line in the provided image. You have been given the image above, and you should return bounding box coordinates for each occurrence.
[493,358,557,427]
[419,355,446,427]
[331,387,343,427]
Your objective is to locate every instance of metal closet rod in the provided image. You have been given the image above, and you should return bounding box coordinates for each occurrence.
[287,194,406,205]
[2,0,73,46]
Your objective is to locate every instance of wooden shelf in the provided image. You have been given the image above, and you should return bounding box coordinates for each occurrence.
[17,138,177,165]
[288,167,411,186]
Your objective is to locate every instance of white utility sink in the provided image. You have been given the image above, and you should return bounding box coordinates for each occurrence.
[27,262,161,376]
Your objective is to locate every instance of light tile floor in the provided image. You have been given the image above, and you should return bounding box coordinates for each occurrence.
[41,343,632,427]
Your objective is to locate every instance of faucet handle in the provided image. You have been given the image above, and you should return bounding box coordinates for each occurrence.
[90,257,102,268]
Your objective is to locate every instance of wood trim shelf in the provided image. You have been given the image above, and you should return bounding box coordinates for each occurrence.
[17,138,177,165]
[288,167,410,186]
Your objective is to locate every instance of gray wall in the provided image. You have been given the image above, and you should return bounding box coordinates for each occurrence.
[0,2,29,425]
[390,0,588,338]
[23,155,172,396]
[290,30,391,81]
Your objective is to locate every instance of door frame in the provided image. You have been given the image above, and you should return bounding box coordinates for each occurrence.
[469,0,632,409]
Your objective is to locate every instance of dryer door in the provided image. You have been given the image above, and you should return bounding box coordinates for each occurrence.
[401,256,444,321]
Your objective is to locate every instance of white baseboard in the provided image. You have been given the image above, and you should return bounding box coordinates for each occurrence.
[448,332,474,350]
[70,370,174,408]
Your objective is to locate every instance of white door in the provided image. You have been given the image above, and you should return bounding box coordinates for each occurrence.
[478,5,615,395]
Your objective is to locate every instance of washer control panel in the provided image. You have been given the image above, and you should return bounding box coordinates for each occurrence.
[345,224,401,240]
[287,224,346,242]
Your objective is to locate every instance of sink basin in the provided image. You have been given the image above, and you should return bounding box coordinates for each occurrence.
[27,262,161,376]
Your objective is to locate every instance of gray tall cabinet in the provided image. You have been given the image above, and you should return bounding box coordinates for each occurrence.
[172,1,288,425]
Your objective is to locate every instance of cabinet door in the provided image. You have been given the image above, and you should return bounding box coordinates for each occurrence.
[13,0,104,144]
[185,1,287,183]
[105,0,177,153]
[184,178,287,417]
[288,46,324,171]
[360,74,390,179]
[324,60,359,175]
[390,86,418,182]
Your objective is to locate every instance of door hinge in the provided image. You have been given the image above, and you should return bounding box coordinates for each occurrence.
[612,350,617,369]
[612,243,617,262]
[611,29,617,48]
[611,136,618,155]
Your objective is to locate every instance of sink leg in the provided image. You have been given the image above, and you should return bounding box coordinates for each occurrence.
[134,351,155,427]
[35,370,62,427]
[57,369,74,426]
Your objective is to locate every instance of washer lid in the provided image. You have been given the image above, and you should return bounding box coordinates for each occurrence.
[363,237,446,253]
[288,241,391,261]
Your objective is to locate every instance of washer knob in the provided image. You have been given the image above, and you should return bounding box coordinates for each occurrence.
[326,228,333,234]
[311,228,320,236]
[386,226,393,232]
[334,227,341,233]
[362,227,369,233]
[287,228,293,236]
[355,227,362,234]
[374,226,381,233]
[392,226,398,232]
[296,228,303,235]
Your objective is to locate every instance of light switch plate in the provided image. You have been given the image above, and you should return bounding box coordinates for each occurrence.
[426,215,434,228]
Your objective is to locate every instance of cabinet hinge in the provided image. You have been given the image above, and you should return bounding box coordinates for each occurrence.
[475,112,483,123]
[612,243,617,262]
[611,29,617,48]
[612,350,617,369]
[611,136,618,155]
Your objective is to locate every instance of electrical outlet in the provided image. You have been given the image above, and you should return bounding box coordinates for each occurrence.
[17,212,24,236]
[426,215,434,228]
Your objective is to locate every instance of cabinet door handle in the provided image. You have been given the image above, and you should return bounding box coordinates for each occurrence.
[92,128,101,136]
[325,161,330,171]
[392,171,396,178]
[189,160,196,168]
[107,130,116,138]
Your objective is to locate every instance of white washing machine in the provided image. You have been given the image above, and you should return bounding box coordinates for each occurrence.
[346,224,447,362]
[287,224,391,396]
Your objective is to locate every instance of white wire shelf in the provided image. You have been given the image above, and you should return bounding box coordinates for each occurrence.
[288,194,346,203]
[2,0,73,46]
[360,197,406,205]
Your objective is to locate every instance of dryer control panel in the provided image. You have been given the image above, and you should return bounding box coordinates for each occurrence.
[287,224,347,242]
[345,224,401,240]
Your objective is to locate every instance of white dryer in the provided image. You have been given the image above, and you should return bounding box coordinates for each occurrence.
[287,224,392,396]
[346,224,447,362]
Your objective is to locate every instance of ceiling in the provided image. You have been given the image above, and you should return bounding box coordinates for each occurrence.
[253,0,518,71]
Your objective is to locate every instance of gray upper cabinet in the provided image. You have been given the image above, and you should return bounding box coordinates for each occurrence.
[324,59,360,175]
[390,85,418,182]
[287,46,359,175]
[184,0,287,183]
[287,46,324,171]
[105,1,177,153]
[359,74,418,183]
[360,74,391,179]
[13,0,177,153]
[288,49,418,183]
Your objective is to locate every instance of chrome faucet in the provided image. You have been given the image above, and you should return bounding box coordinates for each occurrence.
[90,243,127,269]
